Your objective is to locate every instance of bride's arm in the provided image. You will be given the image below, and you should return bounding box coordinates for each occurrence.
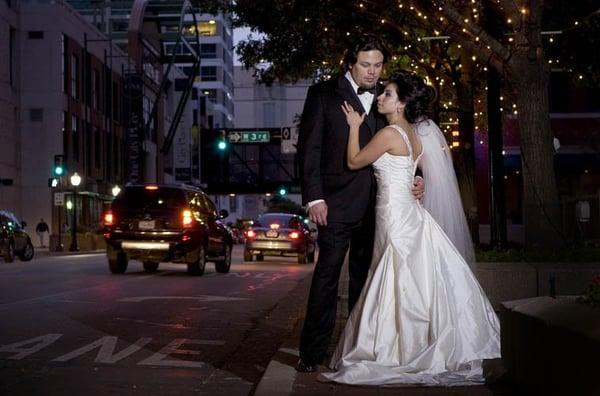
[341,101,395,170]
[347,127,396,169]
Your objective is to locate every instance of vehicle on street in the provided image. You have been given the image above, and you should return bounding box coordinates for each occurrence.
[244,212,316,264]
[0,210,35,262]
[103,184,233,275]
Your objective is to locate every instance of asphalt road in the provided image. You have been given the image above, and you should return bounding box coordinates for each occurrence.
[0,246,315,395]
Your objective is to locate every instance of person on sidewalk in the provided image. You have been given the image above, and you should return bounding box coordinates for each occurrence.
[296,36,424,373]
[35,218,49,248]
[322,71,500,386]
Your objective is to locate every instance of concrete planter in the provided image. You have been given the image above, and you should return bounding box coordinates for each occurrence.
[475,262,600,310]
[501,296,600,396]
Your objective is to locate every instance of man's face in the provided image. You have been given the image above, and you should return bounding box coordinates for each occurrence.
[349,50,385,89]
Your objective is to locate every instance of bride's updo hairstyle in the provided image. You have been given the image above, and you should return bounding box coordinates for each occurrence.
[389,70,436,124]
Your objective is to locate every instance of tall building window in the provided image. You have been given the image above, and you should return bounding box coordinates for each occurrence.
[229,195,237,212]
[198,21,217,36]
[9,27,16,86]
[92,69,101,110]
[95,128,101,169]
[203,89,217,103]
[72,115,79,161]
[200,44,217,58]
[61,35,66,92]
[200,66,217,81]
[71,54,79,99]
[263,103,277,127]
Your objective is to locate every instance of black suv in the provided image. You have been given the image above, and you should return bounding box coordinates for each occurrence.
[0,210,35,262]
[103,184,233,275]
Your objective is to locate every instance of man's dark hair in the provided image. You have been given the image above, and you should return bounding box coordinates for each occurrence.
[343,35,390,70]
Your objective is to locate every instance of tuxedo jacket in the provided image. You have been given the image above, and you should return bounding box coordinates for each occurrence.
[298,76,387,222]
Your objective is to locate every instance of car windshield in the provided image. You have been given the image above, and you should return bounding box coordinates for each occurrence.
[254,214,302,229]
[113,187,186,211]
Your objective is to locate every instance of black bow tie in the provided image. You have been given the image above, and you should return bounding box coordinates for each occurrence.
[357,86,376,95]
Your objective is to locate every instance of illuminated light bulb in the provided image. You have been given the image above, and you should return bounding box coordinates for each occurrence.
[507,18,512,23]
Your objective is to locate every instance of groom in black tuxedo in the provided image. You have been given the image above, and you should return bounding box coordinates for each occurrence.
[295,36,390,372]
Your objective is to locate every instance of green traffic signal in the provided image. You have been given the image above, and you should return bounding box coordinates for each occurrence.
[53,165,64,176]
[278,187,287,196]
[217,140,227,150]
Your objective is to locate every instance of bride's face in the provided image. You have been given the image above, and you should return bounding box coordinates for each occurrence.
[377,83,405,115]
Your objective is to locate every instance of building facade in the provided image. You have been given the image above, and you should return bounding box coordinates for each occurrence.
[0,0,131,247]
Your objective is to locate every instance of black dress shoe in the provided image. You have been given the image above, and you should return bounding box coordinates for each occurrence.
[295,358,317,373]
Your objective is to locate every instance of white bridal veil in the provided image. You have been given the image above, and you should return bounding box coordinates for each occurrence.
[416,119,476,266]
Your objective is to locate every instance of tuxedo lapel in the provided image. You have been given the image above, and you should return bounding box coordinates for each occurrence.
[335,76,376,135]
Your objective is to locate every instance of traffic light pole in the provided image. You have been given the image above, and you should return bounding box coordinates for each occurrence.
[69,188,79,252]
[56,205,63,252]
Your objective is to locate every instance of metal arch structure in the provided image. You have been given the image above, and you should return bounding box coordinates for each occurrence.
[124,0,200,183]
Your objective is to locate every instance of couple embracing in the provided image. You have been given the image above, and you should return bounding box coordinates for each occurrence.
[296,35,501,386]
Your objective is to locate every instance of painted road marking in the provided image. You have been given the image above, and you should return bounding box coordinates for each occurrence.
[0,334,225,368]
[117,295,249,303]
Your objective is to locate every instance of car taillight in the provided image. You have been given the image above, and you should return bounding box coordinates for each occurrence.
[104,211,114,226]
[246,229,256,238]
[288,231,300,240]
[145,185,159,190]
[182,210,193,228]
[181,234,191,242]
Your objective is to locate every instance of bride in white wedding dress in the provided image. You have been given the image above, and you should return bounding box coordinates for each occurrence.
[322,71,500,386]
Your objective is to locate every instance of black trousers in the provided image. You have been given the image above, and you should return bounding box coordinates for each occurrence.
[298,212,375,366]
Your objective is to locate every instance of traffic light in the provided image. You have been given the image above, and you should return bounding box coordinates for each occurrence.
[278,187,287,196]
[216,129,228,151]
[53,155,65,176]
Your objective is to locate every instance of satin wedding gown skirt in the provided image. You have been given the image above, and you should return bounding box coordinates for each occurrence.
[323,125,501,386]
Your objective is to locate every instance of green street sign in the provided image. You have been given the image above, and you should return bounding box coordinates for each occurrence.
[228,130,270,143]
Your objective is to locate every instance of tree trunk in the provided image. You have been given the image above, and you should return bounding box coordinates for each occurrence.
[454,76,479,245]
[487,67,507,248]
[508,56,563,248]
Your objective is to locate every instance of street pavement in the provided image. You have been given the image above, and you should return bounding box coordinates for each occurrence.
[0,245,313,395]
[2,246,519,395]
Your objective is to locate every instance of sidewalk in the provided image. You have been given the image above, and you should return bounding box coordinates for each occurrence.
[34,246,105,257]
[254,264,516,396]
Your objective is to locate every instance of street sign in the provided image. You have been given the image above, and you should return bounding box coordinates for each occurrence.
[54,192,65,206]
[281,126,298,154]
[228,130,270,143]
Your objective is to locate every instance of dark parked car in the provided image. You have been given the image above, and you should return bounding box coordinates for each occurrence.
[103,184,233,275]
[244,213,316,264]
[0,210,34,262]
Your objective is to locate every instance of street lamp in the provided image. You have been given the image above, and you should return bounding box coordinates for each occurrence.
[112,185,121,197]
[69,172,81,251]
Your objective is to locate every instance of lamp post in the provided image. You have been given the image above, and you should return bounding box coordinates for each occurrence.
[69,172,81,251]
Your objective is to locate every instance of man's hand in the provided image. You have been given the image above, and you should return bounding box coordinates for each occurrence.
[411,176,424,201]
[308,201,328,226]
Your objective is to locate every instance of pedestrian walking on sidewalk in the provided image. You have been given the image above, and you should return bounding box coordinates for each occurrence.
[295,35,424,373]
[35,218,49,248]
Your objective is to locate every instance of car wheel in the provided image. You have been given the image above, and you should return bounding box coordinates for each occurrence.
[19,240,35,261]
[108,252,128,274]
[297,252,307,264]
[243,249,253,262]
[187,245,206,276]
[3,242,14,263]
[143,261,159,273]
[215,244,232,273]
[256,253,264,261]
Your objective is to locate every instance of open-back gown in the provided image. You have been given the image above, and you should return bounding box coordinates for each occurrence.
[323,125,501,386]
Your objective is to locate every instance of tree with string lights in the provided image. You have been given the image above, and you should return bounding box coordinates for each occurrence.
[227,0,599,248]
